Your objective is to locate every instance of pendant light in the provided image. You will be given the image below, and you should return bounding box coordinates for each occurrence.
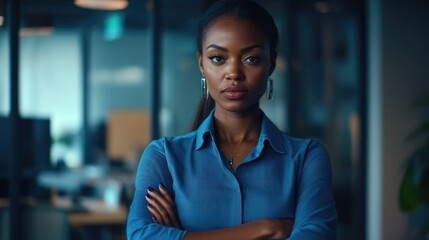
[74,0,129,11]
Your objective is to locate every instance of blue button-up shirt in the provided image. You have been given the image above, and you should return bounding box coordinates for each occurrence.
[127,110,337,239]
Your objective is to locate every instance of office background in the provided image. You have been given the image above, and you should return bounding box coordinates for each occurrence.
[0,0,428,239]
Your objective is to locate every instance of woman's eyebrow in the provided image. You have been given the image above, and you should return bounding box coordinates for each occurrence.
[206,44,227,51]
[206,44,265,52]
[241,45,265,53]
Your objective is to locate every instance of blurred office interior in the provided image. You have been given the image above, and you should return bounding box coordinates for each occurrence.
[0,0,428,239]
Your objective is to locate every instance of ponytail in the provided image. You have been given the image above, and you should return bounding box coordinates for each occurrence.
[191,96,215,131]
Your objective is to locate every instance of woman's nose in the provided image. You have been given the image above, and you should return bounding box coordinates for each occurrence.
[226,59,244,81]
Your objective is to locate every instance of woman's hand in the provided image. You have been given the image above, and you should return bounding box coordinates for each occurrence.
[260,218,295,239]
[145,184,183,229]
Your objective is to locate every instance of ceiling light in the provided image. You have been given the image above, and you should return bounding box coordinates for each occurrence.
[20,27,54,36]
[20,17,54,36]
[74,0,128,11]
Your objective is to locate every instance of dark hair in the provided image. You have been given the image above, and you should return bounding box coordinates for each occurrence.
[191,0,279,130]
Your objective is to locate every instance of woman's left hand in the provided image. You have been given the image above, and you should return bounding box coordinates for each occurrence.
[145,184,183,229]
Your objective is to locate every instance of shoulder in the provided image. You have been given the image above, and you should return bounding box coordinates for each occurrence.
[143,130,198,156]
[276,132,330,168]
[164,130,199,149]
[283,134,327,155]
[136,131,198,175]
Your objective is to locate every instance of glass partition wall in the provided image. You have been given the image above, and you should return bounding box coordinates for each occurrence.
[0,0,366,239]
[287,1,366,239]
[1,1,150,239]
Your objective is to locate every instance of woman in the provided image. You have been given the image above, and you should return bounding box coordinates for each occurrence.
[127,0,337,239]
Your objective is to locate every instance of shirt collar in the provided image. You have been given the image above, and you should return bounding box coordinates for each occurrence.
[258,111,287,154]
[195,109,216,150]
[195,108,287,154]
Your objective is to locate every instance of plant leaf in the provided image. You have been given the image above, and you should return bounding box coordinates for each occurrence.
[399,164,421,211]
[420,167,429,206]
[405,121,429,142]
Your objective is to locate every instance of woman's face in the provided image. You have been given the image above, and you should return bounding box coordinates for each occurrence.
[198,16,275,114]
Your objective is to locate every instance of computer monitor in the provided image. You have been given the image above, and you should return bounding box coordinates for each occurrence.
[0,116,51,198]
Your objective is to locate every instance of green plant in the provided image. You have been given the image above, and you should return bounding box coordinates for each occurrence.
[399,92,429,236]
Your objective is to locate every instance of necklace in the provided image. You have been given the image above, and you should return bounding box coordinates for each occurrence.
[218,138,258,166]
[219,147,249,166]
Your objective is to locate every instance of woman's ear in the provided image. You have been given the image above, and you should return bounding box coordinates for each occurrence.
[269,51,277,75]
[197,52,204,75]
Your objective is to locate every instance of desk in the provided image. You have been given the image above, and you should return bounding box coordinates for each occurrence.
[0,198,128,240]
[55,197,128,240]
[69,205,127,226]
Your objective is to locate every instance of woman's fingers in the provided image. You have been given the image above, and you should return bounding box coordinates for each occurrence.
[158,184,174,204]
[146,185,182,228]
[148,187,175,215]
[158,184,183,228]
[146,191,173,226]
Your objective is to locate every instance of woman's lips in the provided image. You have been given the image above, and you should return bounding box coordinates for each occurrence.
[222,87,248,100]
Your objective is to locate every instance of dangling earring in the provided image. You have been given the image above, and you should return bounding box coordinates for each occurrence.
[201,76,209,100]
[266,77,273,100]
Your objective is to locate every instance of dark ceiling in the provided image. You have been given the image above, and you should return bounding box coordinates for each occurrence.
[1,0,364,31]
[2,0,208,30]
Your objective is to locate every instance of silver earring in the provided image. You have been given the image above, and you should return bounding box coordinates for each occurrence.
[266,77,273,100]
[201,76,209,99]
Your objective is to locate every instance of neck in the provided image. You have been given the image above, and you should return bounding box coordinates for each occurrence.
[214,107,262,145]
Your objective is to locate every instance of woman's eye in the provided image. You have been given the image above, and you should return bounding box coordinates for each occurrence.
[244,56,260,64]
[209,56,224,64]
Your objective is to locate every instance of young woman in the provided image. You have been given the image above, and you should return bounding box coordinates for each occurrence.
[127,0,337,239]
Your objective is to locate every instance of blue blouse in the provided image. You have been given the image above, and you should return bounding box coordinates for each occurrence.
[127,110,337,239]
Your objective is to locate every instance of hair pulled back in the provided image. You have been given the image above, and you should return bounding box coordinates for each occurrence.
[191,0,279,130]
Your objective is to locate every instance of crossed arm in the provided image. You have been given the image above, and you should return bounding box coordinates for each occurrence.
[146,183,295,240]
[127,139,336,240]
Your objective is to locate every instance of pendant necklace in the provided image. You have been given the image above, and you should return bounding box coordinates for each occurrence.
[220,147,248,166]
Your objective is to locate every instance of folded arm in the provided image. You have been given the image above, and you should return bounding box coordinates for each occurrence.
[127,140,293,240]
[289,140,337,239]
[146,184,294,240]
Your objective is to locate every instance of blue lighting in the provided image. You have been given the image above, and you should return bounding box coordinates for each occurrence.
[104,12,124,41]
